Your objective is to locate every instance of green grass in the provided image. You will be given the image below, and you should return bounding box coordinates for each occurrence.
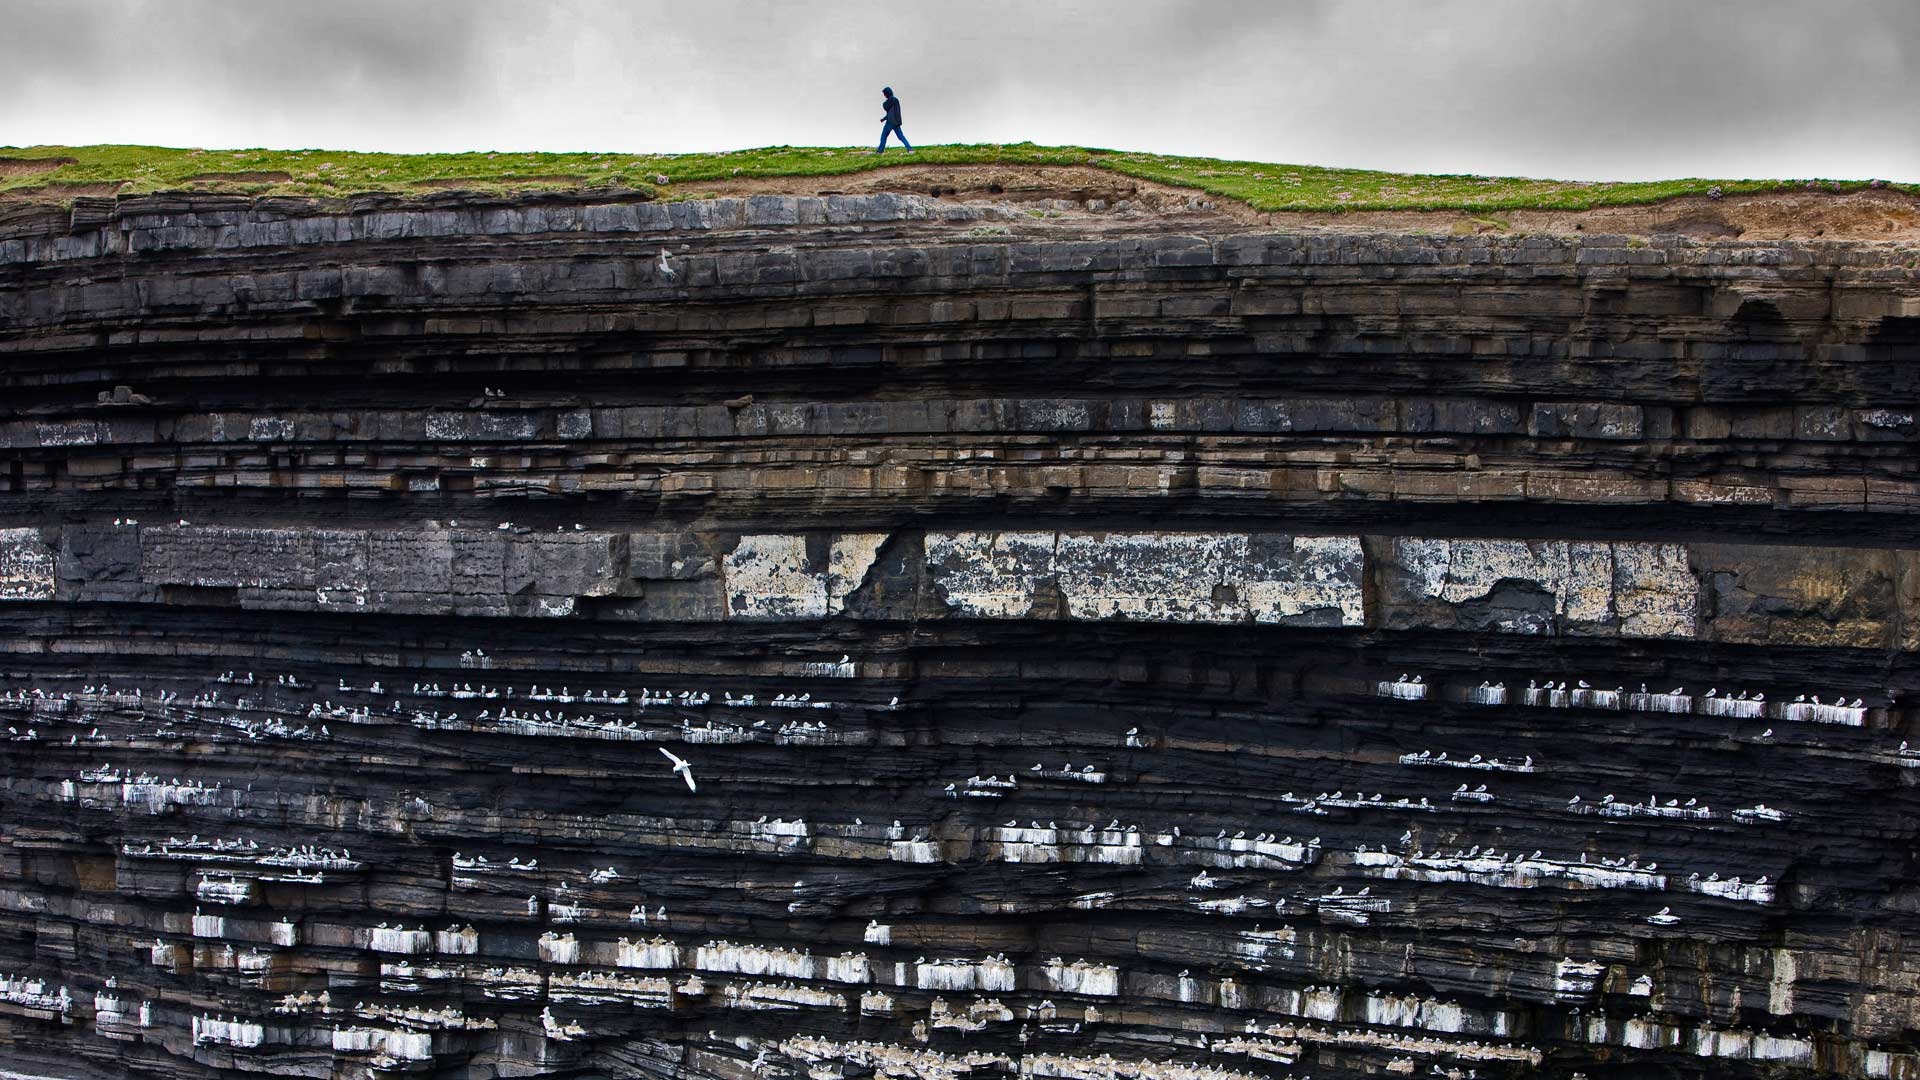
[0,142,1899,213]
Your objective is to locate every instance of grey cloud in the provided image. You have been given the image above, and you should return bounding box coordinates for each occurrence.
[0,0,1913,181]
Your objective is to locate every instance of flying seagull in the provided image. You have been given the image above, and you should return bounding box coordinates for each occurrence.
[658,748,697,792]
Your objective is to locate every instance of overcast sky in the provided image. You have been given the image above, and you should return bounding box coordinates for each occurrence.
[3,0,1914,181]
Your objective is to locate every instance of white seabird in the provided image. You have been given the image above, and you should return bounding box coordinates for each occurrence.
[658,748,698,792]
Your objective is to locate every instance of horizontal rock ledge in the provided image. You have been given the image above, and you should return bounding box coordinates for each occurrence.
[6,523,1914,649]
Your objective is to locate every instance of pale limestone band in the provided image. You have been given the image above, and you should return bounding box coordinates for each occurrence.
[7,525,1912,648]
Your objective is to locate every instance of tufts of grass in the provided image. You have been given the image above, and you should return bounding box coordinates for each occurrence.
[0,142,1902,213]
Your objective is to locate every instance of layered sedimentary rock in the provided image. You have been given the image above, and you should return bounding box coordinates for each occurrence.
[0,187,1916,1078]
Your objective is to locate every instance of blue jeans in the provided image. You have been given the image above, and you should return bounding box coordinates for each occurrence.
[877,121,910,152]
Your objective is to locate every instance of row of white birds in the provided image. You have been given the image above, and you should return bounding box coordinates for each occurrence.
[3,702,822,760]
[33,662,879,714]
[1,678,867,742]
[1283,790,1440,814]
[119,839,358,871]
[1563,793,1787,825]
[1356,844,1775,902]
[178,891,1759,1019]
[1398,751,1534,773]
[200,894,1735,1003]
[410,682,887,709]
[1382,674,1872,724]
[438,806,1788,914]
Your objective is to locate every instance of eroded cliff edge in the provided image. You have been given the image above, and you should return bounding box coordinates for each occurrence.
[0,189,1917,1079]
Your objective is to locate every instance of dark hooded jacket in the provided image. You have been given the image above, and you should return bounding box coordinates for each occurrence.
[882,91,902,126]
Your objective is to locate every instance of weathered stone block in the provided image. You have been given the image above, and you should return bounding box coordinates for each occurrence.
[1694,544,1899,649]
[1612,542,1698,638]
[1528,402,1644,440]
[368,531,452,594]
[1014,400,1091,432]
[507,533,623,599]
[607,573,714,621]
[312,530,371,593]
[1402,398,1527,435]
[722,533,887,619]
[1856,408,1918,441]
[1899,551,1920,654]
[0,527,55,600]
[1378,537,1696,639]
[925,531,1364,626]
[923,531,1057,619]
[448,532,507,598]
[424,412,541,441]
[141,526,314,590]
[55,526,140,591]
[628,532,715,581]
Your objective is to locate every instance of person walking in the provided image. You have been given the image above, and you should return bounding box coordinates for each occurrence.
[876,87,912,154]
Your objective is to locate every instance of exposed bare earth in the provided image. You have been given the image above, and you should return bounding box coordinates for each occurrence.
[7,181,128,198]
[675,164,1920,241]
[1417,189,1920,241]
[0,157,76,179]
[679,163,1184,205]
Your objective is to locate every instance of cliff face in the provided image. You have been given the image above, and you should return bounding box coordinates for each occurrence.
[0,189,1917,1080]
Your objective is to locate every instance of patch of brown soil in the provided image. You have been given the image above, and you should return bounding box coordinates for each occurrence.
[185,171,294,183]
[678,164,1920,241]
[679,163,1261,218]
[2,181,126,198]
[1309,190,1920,241]
[1513,190,1920,241]
[0,156,75,178]
[411,174,589,189]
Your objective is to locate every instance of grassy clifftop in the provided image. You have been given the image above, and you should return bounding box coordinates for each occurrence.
[0,142,1896,212]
